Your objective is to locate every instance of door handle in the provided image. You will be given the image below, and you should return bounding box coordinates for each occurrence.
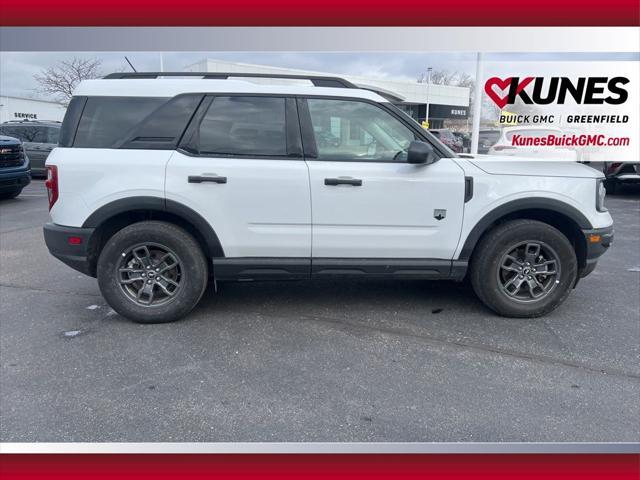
[188,175,227,184]
[324,177,362,186]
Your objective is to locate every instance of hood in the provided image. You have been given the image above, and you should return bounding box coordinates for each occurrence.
[0,135,21,145]
[467,154,603,179]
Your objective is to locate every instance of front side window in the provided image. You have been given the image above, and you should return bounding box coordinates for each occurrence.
[196,96,287,156]
[307,99,417,162]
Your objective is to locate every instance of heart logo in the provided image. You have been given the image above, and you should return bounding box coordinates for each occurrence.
[484,77,534,109]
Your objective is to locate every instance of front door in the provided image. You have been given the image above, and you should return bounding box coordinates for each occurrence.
[301,98,465,262]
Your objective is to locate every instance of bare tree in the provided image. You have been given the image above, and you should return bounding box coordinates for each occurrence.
[34,58,103,105]
[417,70,473,88]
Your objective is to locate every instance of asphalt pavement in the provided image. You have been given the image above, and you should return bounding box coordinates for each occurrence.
[1,180,638,442]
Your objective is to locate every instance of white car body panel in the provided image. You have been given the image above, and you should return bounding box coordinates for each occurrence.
[453,158,613,259]
[47,147,169,227]
[165,151,312,258]
[307,158,465,259]
[469,156,602,178]
[49,148,614,261]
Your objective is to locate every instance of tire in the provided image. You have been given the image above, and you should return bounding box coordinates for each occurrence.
[0,188,22,200]
[469,219,578,318]
[97,221,208,323]
[603,179,618,195]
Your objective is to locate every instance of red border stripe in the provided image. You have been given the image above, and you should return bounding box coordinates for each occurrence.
[0,0,639,26]
[1,454,639,480]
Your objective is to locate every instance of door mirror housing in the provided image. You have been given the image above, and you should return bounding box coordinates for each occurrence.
[407,141,438,165]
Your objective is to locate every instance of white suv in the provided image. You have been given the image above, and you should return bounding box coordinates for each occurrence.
[43,73,614,323]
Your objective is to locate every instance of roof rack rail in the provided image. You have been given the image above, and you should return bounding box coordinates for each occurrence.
[103,72,358,89]
[2,119,62,124]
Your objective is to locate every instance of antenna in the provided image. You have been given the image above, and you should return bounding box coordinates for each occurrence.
[124,56,137,73]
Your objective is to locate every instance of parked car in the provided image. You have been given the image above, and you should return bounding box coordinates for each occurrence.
[452,131,471,153]
[602,162,640,194]
[0,120,61,177]
[429,128,463,153]
[0,135,31,199]
[44,72,613,324]
[478,129,501,154]
[488,126,578,161]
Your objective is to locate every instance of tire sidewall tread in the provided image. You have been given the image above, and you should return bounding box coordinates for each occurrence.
[470,219,578,318]
[97,221,208,323]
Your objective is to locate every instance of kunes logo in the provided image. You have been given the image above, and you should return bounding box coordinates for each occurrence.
[484,77,630,109]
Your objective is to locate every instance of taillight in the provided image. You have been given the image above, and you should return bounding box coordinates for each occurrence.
[45,165,59,210]
[493,145,517,151]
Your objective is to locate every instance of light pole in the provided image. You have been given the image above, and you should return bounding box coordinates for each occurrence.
[425,67,432,128]
[470,53,483,155]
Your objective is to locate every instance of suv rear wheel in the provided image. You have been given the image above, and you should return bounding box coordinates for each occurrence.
[97,221,208,323]
[470,219,577,317]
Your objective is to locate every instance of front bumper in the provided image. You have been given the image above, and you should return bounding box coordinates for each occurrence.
[43,223,96,276]
[0,169,31,193]
[579,225,614,278]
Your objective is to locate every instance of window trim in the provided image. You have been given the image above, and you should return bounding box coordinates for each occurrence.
[178,94,302,160]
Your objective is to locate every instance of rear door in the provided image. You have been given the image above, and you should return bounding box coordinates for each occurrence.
[300,97,465,265]
[165,95,312,278]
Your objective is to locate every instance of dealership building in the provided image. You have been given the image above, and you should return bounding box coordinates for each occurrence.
[185,59,470,129]
[0,96,66,124]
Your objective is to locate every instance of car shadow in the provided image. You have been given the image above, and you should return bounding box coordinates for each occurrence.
[609,183,640,199]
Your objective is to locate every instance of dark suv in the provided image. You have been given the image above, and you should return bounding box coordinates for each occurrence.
[0,120,61,178]
[0,135,31,199]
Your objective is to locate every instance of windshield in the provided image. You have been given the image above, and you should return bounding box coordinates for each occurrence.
[0,125,60,144]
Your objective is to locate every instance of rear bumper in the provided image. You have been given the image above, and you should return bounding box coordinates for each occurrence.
[0,169,31,193]
[43,223,96,276]
[579,225,614,278]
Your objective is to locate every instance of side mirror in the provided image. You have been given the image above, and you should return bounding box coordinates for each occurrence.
[407,141,438,165]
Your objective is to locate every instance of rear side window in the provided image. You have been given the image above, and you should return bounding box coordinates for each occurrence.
[196,97,287,156]
[120,94,204,150]
[73,97,166,148]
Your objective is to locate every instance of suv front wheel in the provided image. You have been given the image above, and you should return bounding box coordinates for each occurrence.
[97,221,208,323]
[470,219,578,317]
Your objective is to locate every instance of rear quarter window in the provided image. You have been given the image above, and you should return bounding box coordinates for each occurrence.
[73,97,166,148]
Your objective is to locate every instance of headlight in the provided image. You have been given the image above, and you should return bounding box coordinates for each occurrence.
[596,179,607,212]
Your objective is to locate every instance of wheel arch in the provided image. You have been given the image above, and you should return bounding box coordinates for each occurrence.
[459,198,592,269]
[82,196,224,276]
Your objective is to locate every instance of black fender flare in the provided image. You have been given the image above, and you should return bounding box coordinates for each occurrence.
[82,196,224,257]
[458,197,593,261]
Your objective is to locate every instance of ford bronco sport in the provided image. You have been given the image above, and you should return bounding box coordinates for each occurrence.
[43,72,613,323]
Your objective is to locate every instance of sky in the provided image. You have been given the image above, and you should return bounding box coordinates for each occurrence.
[1,51,637,102]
